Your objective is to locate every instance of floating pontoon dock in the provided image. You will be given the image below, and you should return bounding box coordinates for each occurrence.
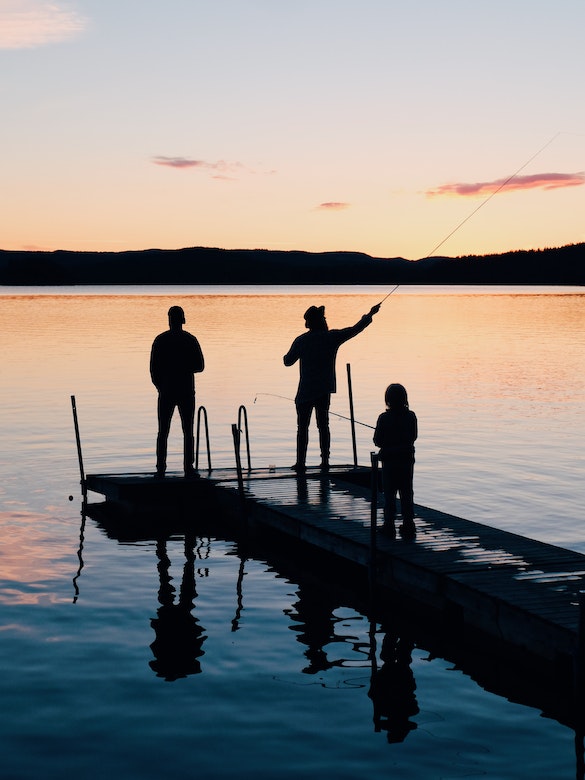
[85,464,585,680]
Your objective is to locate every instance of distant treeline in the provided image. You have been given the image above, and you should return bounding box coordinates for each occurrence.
[0,243,583,286]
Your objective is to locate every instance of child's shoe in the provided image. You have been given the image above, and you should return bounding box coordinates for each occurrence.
[381,521,396,538]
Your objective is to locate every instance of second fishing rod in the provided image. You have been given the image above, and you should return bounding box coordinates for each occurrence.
[256,363,375,469]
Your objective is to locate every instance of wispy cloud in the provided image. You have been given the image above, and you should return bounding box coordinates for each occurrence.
[316,202,351,211]
[426,172,585,198]
[152,156,274,181]
[0,1,87,49]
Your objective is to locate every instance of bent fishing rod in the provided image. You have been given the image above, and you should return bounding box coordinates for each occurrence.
[254,393,375,429]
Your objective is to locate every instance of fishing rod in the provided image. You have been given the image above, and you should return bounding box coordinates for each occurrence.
[425,132,561,258]
[371,133,562,306]
[254,392,375,429]
[378,283,400,306]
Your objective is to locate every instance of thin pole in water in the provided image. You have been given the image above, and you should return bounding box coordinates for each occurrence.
[71,395,87,503]
[346,363,358,468]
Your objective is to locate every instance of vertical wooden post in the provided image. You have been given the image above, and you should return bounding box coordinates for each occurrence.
[71,395,87,503]
[575,591,585,723]
[347,363,358,468]
[369,451,379,591]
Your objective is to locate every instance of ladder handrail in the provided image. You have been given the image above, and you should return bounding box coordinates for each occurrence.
[231,423,245,501]
[195,405,212,472]
[237,405,252,471]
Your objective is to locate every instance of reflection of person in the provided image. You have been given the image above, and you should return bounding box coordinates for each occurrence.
[288,582,343,675]
[295,472,331,507]
[149,536,207,681]
[368,630,419,742]
[283,304,379,472]
[373,384,417,538]
[150,306,204,478]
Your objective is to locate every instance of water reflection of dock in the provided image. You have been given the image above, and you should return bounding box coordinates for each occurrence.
[86,465,585,690]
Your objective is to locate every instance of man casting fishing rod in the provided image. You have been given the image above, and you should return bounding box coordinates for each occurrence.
[283,302,380,472]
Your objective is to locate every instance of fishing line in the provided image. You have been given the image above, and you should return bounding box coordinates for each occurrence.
[373,134,562,305]
[260,135,565,447]
[425,132,561,258]
[254,393,375,429]
[378,283,400,306]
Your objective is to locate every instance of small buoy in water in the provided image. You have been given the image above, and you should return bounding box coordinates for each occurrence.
[68,495,74,501]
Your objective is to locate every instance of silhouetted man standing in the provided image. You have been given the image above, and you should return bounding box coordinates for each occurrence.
[283,303,379,472]
[150,306,204,478]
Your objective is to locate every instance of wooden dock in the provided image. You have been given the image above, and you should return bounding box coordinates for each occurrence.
[85,465,585,676]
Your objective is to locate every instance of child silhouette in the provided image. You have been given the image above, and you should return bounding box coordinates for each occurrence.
[373,384,418,538]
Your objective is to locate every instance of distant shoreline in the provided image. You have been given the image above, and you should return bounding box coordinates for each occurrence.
[0,243,583,286]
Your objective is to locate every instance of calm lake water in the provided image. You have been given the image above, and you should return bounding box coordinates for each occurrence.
[0,285,584,779]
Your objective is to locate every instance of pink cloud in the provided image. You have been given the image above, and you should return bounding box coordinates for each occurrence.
[0,1,87,49]
[152,156,248,175]
[317,202,351,211]
[426,172,585,198]
[152,156,278,181]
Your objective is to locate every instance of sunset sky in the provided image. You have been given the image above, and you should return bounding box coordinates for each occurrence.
[1,0,584,260]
